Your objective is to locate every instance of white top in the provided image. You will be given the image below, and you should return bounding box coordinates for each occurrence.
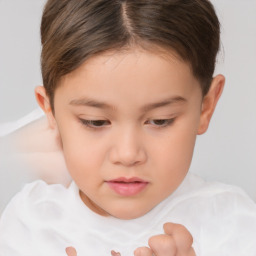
[0,173,256,256]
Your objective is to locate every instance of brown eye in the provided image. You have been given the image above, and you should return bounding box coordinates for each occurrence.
[152,119,167,125]
[89,120,108,127]
[80,119,110,128]
[147,119,175,127]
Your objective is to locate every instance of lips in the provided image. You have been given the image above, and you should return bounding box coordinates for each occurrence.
[106,177,149,196]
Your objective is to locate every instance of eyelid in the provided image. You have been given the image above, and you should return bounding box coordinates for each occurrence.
[79,118,111,129]
[145,118,176,128]
[78,116,177,130]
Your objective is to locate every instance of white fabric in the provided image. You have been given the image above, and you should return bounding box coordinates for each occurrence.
[0,173,256,256]
[0,108,44,137]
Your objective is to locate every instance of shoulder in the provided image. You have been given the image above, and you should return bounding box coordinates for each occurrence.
[1,180,69,223]
[196,184,256,255]
[158,173,256,217]
[150,173,256,229]
[178,172,255,203]
[173,173,256,218]
[173,174,256,255]
[0,180,70,255]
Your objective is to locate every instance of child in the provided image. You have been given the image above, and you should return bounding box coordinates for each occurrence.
[1,0,256,255]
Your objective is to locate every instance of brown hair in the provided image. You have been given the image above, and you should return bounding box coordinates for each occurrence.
[41,0,220,109]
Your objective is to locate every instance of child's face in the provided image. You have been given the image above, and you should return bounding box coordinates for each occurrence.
[41,48,223,219]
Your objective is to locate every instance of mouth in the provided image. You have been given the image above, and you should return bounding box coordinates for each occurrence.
[106,177,149,196]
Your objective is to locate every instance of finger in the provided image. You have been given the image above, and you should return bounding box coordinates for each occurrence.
[111,250,121,256]
[163,223,193,252]
[134,246,153,256]
[65,247,77,256]
[148,234,176,256]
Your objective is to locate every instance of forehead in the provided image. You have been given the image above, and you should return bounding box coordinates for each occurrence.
[56,48,200,104]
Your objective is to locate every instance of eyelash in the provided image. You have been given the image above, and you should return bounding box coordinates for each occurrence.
[79,119,110,129]
[145,118,175,128]
[79,118,175,130]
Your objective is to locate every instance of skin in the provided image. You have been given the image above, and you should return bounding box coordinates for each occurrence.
[35,47,225,256]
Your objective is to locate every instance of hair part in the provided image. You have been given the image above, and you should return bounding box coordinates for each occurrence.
[41,0,220,110]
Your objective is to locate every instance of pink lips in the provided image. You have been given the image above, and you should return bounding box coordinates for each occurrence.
[106,177,149,196]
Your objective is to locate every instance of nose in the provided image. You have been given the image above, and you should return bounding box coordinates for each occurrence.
[109,128,147,167]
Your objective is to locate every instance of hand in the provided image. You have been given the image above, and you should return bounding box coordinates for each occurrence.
[66,247,122,256]
[66,247,77,256]
[134,223,196,256]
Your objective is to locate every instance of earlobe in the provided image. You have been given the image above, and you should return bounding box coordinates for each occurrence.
[35,86,56,129]
[197,74,225,135]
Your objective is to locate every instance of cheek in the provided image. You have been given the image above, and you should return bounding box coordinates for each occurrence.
[157,138,196,202]
[150,124,197,179]
[58,126,106,177]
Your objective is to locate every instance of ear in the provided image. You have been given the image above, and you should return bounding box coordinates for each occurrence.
[35,86,56,129]
[197,74,225,135]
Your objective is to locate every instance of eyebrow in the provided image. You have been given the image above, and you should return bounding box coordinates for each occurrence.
[141,96,187,112]
[69,96,187,111]
[69,98,114,110]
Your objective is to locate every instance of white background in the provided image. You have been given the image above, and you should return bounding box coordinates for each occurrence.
[0,0,256,204]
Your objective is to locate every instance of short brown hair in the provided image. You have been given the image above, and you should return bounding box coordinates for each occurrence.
[41,0,220,109]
